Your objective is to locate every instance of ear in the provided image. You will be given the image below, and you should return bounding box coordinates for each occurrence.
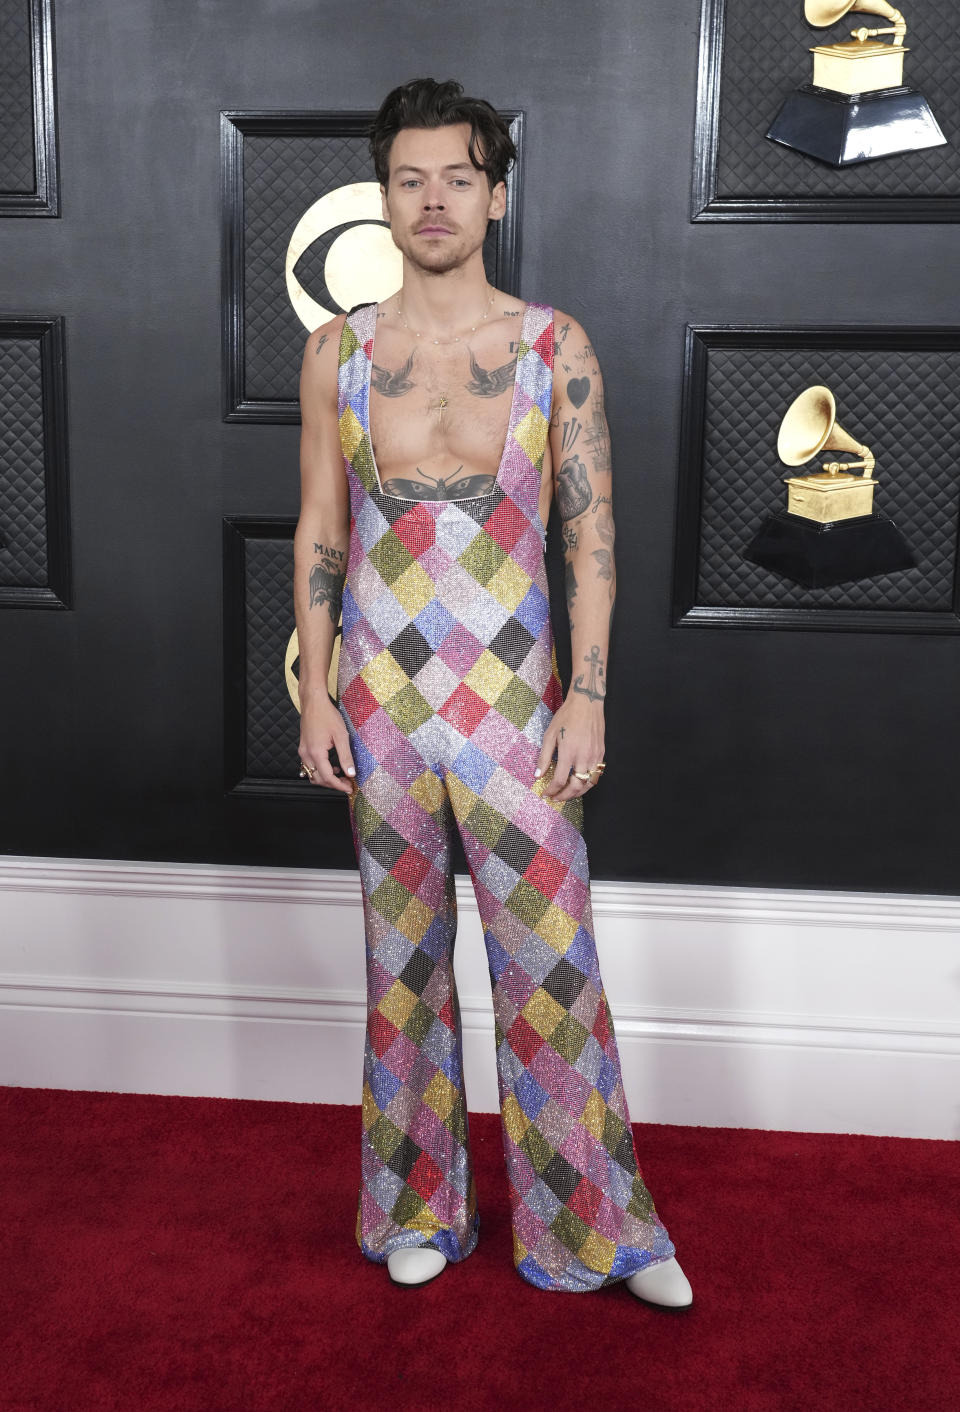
[380,184,389,223]
[487,180,507,221]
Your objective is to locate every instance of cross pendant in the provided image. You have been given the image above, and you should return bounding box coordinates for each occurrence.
[430,395,448,429]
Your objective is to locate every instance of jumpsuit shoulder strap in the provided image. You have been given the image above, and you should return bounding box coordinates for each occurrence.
[521,302,555,372]
[336,302,377,421]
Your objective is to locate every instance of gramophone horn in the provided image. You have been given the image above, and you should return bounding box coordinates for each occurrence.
[776,385,869,468]
[804,0,902,26]
[805,0,857,23]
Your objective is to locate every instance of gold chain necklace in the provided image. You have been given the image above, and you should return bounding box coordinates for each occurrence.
[396,285,496,346]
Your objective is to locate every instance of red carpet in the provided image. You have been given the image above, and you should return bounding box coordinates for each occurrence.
[1,1087,957,1411]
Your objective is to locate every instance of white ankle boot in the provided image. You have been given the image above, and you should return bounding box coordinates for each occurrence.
[386,1248,448,1286]
[625,1256,693,1309]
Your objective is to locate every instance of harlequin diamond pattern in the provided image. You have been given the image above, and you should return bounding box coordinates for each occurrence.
[712,0,960,201]
[339,301,676,1290]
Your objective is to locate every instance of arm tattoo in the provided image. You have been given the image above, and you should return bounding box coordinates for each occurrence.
[309,543,346,625]
[564,560,578,608]
[314,333,328,355]
[594,502,614,546]
[561,418,582,452]
[584,400,611,474]
[371,350,415,397]
[561,523,578,553]
[572,645,607,702]
[591,548,613,581]
[566,376,590,409]
[557,454,592,520]
[466,349,518,397]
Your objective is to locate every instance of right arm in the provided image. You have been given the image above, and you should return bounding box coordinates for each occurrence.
[294,317,355,794]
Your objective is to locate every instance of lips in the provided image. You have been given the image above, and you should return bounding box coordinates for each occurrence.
[417,226,452,234]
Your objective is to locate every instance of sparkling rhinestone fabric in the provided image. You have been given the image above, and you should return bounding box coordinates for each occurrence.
[336,301,676,1291]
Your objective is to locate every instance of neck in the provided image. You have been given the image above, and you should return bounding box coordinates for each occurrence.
[396,254,493,334]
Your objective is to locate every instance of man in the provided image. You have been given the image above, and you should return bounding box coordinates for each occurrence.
[294,78,692,1306]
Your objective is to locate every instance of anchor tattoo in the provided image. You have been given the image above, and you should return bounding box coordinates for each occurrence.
[572,645,607,702]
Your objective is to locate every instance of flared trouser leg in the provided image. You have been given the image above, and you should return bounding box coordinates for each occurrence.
[349,746,480,1265]
[443,765,676,1292]
[346,725,675,1289]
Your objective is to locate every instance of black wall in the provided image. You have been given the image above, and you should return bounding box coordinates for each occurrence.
[2,0,960,893]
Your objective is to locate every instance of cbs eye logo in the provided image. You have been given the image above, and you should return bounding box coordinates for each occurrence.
[285,181,404,330]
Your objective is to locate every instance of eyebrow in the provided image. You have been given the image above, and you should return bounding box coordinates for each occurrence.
[393,163,474,175]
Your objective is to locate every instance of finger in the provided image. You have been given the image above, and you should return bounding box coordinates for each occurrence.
[305,735,351,794]
[545,744,574,797]
[535,722,560,781]
[554,773,589,802]
[312,750,353,794]
[331,721,357,781]
[555,758,593,802]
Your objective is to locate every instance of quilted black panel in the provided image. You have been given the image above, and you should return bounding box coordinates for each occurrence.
[0,0,36,194]
[695,343,960,610]
[244,533,300,779]
[0,335,48,586]
[243,133,501,404]
[713,0,959,198]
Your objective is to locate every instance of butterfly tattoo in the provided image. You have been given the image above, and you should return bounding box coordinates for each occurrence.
[381,465,496,501]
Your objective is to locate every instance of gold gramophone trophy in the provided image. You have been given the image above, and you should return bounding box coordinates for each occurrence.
[767,2,947,165]
[743,385,915,587]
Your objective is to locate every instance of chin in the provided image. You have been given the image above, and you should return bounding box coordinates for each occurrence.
[410,250,467,275]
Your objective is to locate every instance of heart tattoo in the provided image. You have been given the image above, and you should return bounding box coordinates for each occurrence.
[567,377,590,408]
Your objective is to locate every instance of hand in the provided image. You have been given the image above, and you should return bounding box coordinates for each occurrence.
[298,693,356,795]
[535,694,605,802]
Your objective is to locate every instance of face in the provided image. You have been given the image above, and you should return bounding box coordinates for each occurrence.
[381,122,506,275]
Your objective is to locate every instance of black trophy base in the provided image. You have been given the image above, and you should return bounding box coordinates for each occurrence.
[743,510,916,589]
[766,84,947,167]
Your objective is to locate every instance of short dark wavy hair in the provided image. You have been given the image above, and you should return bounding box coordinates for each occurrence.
[369,78,517,191]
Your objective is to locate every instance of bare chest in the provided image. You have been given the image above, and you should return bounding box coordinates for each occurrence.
[368,330,521,489]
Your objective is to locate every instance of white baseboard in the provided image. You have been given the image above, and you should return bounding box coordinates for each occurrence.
[1,855,958,1140]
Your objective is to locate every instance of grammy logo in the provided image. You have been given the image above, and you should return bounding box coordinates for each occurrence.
[742,384,916,588]
[766,2,947,166]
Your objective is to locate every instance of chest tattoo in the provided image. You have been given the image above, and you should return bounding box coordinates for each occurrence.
[466,349,518,397]
[381,466,496,501]
[371,351,416,397]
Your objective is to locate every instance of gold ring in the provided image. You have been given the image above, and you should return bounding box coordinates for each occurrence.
[299,760,317,778]
[572,770,593,782]
[590,762,606,775]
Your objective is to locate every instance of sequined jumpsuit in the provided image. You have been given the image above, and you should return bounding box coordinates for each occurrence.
[336,300,676,1291]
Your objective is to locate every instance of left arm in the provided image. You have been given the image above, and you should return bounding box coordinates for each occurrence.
[536,314,615,800]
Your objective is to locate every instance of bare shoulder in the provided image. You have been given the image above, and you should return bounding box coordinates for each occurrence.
[299,311,348,417]
[551,307,598,366]
[303,311,347,367]
[496,289,527,322]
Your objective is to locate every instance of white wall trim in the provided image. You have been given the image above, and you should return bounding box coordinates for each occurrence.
[5,853,960,930]
[1,855,958,1139]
